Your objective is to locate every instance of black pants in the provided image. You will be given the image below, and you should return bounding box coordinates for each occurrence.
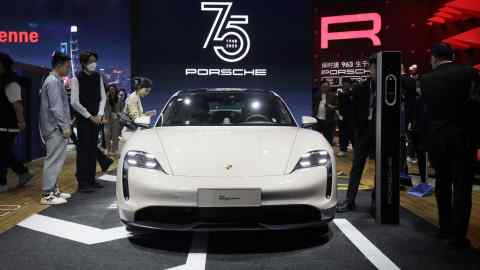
[0,132,28,185]
[428,127,474,241]
[346,121,375,204]
[76,118,100,186]
[408,130,428,182]
[316,120,335,145]
[71,128,111,172]
[339,119,354,151]
[415,151,428,183]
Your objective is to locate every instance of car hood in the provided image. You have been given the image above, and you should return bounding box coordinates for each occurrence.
[155,126,299,177]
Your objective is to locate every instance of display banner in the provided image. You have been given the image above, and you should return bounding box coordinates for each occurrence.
[0,1,131,89]
[132,0,313,120]
[314,0,432,87]
[0,0,131,161]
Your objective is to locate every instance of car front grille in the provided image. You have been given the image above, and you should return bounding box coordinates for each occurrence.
[134,205,323,227]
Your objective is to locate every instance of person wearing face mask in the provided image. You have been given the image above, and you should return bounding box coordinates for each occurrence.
[70,51,107,193]
[420,43,479,249]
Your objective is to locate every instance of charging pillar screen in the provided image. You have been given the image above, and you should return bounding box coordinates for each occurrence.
[375,51,401,224]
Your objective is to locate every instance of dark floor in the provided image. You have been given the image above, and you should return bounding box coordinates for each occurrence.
[0,175,478,270]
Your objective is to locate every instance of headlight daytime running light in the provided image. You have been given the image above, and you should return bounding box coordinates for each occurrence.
[292,150,330,172]
[291,149,334,198]
[125,151,166,173]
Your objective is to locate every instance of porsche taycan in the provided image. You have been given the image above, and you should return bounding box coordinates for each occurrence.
[117,88,337,231]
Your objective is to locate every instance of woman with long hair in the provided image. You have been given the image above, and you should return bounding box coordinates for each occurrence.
[119,77,154,152]
[124,77,154,121]
[104,84,122,155]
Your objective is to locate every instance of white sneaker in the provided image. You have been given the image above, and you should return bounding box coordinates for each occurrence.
[337,151,346,157]
[0,185,8,193]
[55,188,72,199]
[40,192,67,205]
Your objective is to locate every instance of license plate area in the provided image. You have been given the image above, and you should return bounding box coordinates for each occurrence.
[197,189,261,207]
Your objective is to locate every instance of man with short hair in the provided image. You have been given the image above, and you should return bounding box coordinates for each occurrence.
[421,43,478,249]
[0,52,33,193]
[337,55,377,213]
[39,52,72,205]
[71,51,107,192]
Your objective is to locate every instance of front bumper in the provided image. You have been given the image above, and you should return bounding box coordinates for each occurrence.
[122,205,335,232]
[117,163,337,231]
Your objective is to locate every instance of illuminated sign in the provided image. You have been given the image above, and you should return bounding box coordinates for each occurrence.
[201,2,250,63]
[320,59,370,86]
[185,2,267,77]
[321,13,382,49]
[185,68,267,76]
[0,31,40,44]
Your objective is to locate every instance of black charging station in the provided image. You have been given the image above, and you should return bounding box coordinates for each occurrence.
[375,51,401,224]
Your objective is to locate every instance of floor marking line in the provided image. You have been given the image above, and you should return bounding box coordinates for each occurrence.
[97,174,117,182]
[107,203,118,209]
[0,205,22,211]
[165,232,208,270]
[18,214,130,245]
[334,219,400,270]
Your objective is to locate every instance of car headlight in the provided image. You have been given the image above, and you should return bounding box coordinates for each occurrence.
[124,150,166,173]
[291,150,334,198]
[292,150,330,172]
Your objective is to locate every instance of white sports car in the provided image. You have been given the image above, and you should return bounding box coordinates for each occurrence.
[117,88,336,231]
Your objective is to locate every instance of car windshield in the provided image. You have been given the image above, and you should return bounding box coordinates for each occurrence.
[158,91,296,127]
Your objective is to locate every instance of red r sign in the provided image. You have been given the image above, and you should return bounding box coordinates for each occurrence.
[321,13,382,49]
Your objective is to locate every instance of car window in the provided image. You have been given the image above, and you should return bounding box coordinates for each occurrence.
[159,91,295,127]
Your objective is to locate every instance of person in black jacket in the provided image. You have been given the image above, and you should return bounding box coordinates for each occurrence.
[337,56,377,213]
[420,43,478,249]
[0,52,33,193]
[399,66,429,182]
[312,80,338,145]
[337,78,355,156]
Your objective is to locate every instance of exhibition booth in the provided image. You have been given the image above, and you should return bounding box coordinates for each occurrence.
[0,0,479,269]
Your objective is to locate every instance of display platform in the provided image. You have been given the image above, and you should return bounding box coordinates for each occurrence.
[0,169,478,270]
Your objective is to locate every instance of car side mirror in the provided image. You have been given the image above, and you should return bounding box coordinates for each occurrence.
[301,116,317,128]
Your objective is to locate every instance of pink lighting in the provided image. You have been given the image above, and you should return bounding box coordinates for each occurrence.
[320,13,382,49]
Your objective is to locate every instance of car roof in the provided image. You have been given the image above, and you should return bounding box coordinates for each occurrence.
[177,88,276,95]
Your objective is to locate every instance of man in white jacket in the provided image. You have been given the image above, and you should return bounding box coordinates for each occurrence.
[71,51,107,192]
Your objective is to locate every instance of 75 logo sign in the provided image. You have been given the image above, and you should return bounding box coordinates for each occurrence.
[201,2,251,63]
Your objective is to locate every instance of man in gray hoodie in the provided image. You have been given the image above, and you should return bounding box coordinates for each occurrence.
[39,52,73,205]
